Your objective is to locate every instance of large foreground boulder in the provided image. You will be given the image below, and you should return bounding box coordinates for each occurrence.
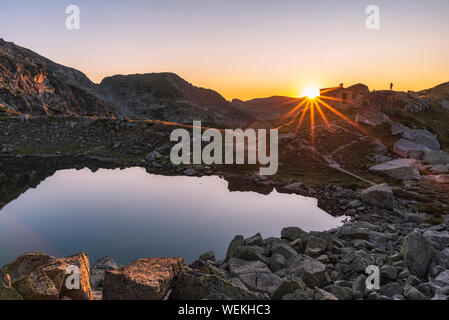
[360,183,394,210]
[0,252,92,300]
[102,257,184,300]
[401,231,431,279]
[369,159,420,180]
[170,266,263,300]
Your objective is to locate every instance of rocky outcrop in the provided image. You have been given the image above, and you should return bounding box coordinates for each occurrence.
[102,258,184,300]
[0,39,253,126]
[0,39,115,117]
[97,73,253,126]
[368,91,429,113]
[0,252,92,300]
[369,159,420,180]
[355,109,390,126]
[360,183,394,210]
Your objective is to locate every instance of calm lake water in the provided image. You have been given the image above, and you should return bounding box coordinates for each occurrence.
[0,167,345,266]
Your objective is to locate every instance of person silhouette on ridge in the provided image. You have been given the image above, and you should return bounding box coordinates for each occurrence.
[390,82,393,91]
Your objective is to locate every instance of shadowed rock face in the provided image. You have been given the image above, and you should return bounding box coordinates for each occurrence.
[102,257,184,300]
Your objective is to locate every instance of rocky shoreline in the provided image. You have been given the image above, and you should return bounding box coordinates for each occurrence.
[2,197,448,300]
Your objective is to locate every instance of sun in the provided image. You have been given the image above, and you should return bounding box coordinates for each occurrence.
[301,86,320,99]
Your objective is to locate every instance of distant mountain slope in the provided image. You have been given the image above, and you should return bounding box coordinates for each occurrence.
[232,96,301,121]
[97,73,253,126]
[0,39,253,126]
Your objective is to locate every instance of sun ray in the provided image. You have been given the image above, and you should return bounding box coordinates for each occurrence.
[279,99,308,122]
[314,100,332,131]
[295,100,310,132]
[319,87,339,95]
[316,97,368,135]
[319,95,346,103]
[310,101,315,149]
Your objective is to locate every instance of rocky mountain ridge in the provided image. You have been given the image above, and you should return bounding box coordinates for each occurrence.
[0,39,252,126]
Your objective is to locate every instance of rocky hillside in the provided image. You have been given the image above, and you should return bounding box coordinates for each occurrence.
[97,73,253,126]
[0,39,115,116]
[0,39,252,126]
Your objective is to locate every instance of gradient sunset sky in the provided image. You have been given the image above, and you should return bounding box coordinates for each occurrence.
[1,0,448,100]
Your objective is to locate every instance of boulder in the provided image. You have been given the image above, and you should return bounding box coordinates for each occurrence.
[314,288,339,300]
[0,252,92,300]
[401,231,431,279]
[281,227,306,241]
[423,150,449,165]
[282,287,315,300]
[268,254,287,273]
[102,257,184,300]
[391,122,408,135]
[393,139,430,160]
[288,255,327,288]
[271,243,297,260]
[423,230,449,250]
[244,233,265,247]
[225,235,245,261]
[380,282,403,298]
[355,109,390,126]
[14,272,59,300]
[380,265,398,282]
[199,251,216,262]
[325,285,353,300]
[434,270,449,288]
[234,246,267,263]
[0,287,24,300]
[272,278,306,300]
[402,129,440,150]
[337,224,370,240]
[90,256,119,290]
[360,183,394,210]
[403,285,428,300]
[429,164,449,174]
[228,259,281,295]
[304,236,328,257]
[170,266,263,300]
[369,159,420,180]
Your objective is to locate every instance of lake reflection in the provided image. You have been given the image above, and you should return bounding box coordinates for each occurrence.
[0,167,345,265]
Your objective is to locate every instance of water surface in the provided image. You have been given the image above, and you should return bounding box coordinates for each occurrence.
[0,167,345,265]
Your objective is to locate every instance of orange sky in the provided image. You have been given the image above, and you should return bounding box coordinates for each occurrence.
[1,1,448,100]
